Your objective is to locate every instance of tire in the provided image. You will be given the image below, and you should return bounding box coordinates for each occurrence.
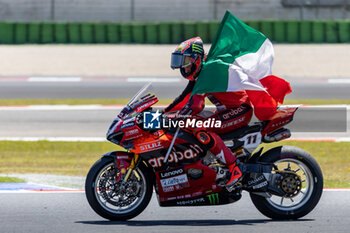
[85,156,153,221]
[250,145,323,219]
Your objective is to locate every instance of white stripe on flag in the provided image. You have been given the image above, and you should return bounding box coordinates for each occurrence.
[227,39,274,92]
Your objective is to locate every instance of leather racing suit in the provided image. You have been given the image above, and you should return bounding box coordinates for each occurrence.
[164,80,253,185]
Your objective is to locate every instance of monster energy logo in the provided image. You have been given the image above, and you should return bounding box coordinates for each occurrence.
[192,44,203,53]
[207,193,219,205]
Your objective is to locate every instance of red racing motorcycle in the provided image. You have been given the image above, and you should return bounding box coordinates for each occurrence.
[85,83,323,221]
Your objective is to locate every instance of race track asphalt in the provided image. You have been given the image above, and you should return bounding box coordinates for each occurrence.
[0,106,348,138]
[0,190,348,233]
[0,76,348,139]
[0,77,350,99]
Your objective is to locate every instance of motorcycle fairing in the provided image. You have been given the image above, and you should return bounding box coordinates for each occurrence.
[262,107,298,135]
[140,142,207,171]
[159,189,242,207]
[154,160,242,206]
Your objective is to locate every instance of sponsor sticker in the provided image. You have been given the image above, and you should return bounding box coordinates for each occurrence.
[139,140,163,152]
[207,193,219,205]
[121,121,135,129]
[148,145,203,168]
[248,174,265,186]
[125,129,139,136]
[159,167,189,192]
[159,168,185,179]
[160,174,188,187]
[252,181,268,190]
[176,198,205,205]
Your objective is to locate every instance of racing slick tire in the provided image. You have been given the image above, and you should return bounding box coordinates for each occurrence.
[85,156,153,221]
[250,145,323,219]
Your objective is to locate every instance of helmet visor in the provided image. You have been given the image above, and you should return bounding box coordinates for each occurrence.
[171,53,192,69]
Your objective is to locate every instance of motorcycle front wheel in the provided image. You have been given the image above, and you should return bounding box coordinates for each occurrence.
[250,145,323,219]
[85,156,153,221]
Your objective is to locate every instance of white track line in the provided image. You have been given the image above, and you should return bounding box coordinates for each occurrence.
[337,137,350,142]
[323,188,350,191]
[127,77,181,82]
[328,79,350,84]
[28,77,82,82]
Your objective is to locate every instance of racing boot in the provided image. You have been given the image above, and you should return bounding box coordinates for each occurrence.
[195,130,244,190]
[225,160,243,191]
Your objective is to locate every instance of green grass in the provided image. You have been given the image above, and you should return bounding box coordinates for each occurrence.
[0,141,349,188]
[0,177,26,183]
[0,99,349,106]
[0,141,118,176]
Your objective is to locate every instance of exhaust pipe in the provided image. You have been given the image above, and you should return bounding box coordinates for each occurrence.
[263,128,291,143]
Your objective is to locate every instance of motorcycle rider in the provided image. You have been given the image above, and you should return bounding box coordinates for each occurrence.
[165,37,254,188]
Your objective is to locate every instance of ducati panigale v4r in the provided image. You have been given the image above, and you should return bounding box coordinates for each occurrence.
[85,83,323,221]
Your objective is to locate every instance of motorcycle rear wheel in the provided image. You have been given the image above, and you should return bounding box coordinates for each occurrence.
[85,156,153,221]
[250,145,323,219]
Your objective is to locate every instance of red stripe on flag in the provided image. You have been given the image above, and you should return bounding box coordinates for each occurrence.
[246,75,292,121]
[246,90,277,121]
[260,75,292,104]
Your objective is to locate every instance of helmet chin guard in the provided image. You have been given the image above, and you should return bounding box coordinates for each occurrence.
[180,57,203,81]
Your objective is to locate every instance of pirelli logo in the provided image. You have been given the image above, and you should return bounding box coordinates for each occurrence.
[207,193,219,205]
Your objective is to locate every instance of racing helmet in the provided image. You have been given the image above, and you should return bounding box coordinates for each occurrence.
[171,37,204,81]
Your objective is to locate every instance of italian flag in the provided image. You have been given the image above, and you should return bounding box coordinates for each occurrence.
[192,11,292,121]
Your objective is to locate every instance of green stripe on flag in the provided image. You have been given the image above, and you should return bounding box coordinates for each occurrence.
[207,11,266,64]
[192,11,271,96]
[193,59,230,95]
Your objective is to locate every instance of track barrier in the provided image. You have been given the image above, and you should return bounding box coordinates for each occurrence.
[0,20,349,44]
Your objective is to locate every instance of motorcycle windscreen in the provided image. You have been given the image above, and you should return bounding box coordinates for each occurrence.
[116,83,158,118]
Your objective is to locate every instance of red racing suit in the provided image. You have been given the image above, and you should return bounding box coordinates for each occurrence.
[164,81,253,166]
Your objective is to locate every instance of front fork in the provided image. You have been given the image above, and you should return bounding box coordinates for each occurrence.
[123,154,140,182]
